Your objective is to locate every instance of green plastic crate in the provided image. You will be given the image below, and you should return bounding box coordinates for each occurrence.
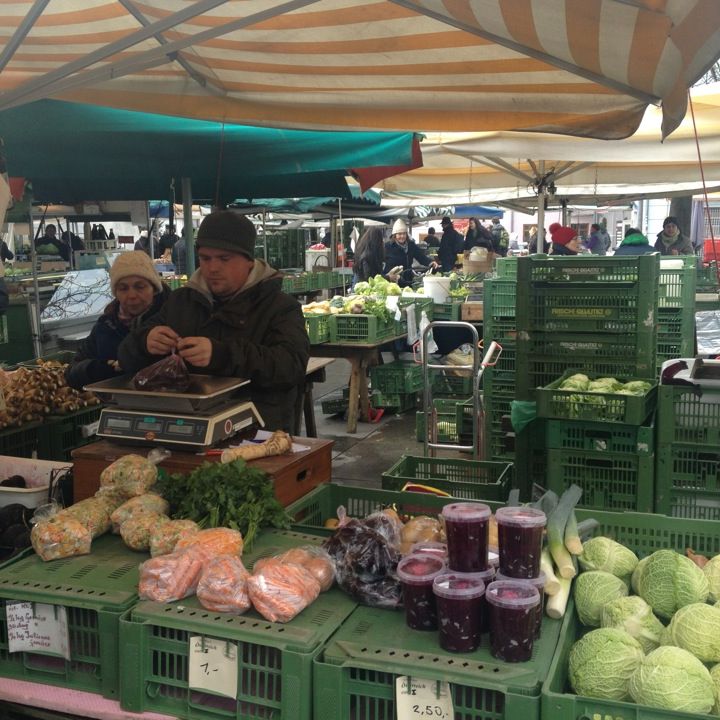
[0,534,141,698]
[303,313,330,344]
[483,316,517,345]
[371,390,417,412]
[546,448,654,513]
[381,455,512,500]
[695,291,720,312]
[517,253,660,284]
[535,370,657,424]
[370,360,423,394]
[655,444,720,520]
[483,278,517,319]
[515,332,657,401]
[542,510,720,720]
[431,368,474,397]
[482,367,516,400]
[415,397,473,444]
[17,350,77,367]
[314,600,565,720]
[432,300,462,321]
[657,385,720,447]
[658,257,696,308]
[696,262,719,291]
[38,405,103,461]
[495,256,518,278]
[546,418,654,455]
[282,272,313,294]
[119,529,356,720]
[397,295,434,323]
[0,422,42,458]
[321,395,348,415]
[328,314,397,344]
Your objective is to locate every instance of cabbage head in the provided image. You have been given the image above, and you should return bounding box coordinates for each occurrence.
[353,281,370,294]
[665,603,720,663]
[710,664,720,715]
[568,628,644,701]
[588,377,622,393]
[579,537,638,581]
[637,550,709,619]
[703,554,720,602]
[631,556,649,594]
[385,282,402,296]
[629,646,715,714]
[621,380,652,396]
[600,596,664,654]
[560,373,589,391]
[574,570,628,626]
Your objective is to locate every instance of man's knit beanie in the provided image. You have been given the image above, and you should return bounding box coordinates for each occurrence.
[110,251,162,295]
[196,211,256,258]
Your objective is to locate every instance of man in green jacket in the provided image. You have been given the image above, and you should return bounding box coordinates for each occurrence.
[118,211,309,431]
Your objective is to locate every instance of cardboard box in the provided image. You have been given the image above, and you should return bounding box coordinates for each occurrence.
[461,301,484,322]
[463,252,495,274]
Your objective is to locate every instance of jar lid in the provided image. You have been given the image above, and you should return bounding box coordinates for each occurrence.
[485,580,541,609]
[495,506,546,528]
[433,572,486,600]
[494,570,546,591]
[396,553,446,585]
[441,502,491,523]
[409,541,448,559]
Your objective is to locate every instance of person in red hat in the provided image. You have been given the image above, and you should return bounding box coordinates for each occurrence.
[549,223,581,255]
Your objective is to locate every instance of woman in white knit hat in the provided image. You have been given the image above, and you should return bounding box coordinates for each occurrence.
[65,251,170,389]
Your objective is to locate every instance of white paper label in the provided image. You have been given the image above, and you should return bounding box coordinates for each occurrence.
[395,676,454,720]
[6,602,70,660]
[188,635,238,699]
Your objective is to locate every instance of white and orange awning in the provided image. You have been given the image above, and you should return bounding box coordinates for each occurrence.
[0,1,719,139]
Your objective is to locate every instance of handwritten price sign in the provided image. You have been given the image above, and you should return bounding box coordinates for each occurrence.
[395,676,453,720]
[188,635,238,699]
[6,602,70,660]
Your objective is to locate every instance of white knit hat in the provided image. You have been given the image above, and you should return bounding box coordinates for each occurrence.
[392,218,408,235]
[109,251,162,295]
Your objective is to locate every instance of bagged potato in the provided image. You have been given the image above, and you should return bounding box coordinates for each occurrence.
[197,555,251,614]
[31,515,92,561]
[149,519,200,557]
[111,494,169,533]
[120,511,170,551]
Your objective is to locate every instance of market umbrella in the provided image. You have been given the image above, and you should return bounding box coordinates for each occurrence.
[0,99,422,203]
[0,1,718,139]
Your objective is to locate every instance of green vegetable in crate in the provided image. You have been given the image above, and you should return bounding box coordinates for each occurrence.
[636,550,709,620]
[568,628,644,701]
[664,603,720,663]
[354,281,370,294]
[631,555,649,594]
[559,373,589,391]
[573,570,628,626]
[587,377,622,393]
[579,537,639,582]
[629,646,715,715]
[329,295,345,309]
[600,596,664,654]
[703,554,720,602]
[621,380,653,396]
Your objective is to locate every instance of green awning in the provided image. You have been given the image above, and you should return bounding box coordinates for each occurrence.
[1,100,421,203]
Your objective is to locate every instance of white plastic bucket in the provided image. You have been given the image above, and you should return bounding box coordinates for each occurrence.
[423,276,452,303]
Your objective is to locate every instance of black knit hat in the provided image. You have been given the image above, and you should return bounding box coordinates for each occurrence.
[663,216,679,228]
[196,211,256,258]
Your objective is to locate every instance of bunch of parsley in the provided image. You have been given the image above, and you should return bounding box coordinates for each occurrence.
[156,460,291,549]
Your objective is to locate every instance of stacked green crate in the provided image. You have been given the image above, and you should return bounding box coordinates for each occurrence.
[482,276,517,462]
[514,255,659,508]
[656,256,696,373]
[259,229,305,269]
[370,360,420,412]
[696,261,719,292]
[656,384,720,519]
[415,397,473,444]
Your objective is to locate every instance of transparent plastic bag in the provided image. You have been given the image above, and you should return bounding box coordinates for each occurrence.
[255,546,335,592]
[149,519,200,557]
[31,514,92,561]
[99,450,169,496]
[119,511,170,551]
[133,352,190,392]
[111,493,169,533]
[197,555,251,614]
[138,547,205,602]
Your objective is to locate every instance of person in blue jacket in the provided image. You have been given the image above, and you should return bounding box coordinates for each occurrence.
[65,251,170,389]
[383,219,437,287]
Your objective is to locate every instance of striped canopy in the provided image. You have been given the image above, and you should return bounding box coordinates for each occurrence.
[1,1,719,140]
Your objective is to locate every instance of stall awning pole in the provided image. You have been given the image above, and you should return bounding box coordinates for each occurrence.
[28,206,42,357]
[181,177,195,275]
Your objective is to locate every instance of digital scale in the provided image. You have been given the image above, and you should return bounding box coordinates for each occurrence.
[85,375,263,448]
[661,357,720,388]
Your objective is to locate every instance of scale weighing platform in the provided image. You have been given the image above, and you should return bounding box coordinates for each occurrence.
[85,375,263,448]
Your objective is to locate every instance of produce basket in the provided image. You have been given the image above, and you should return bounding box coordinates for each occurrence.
[517,253,660,285]
[432,299,463,321]
[545,418,654,455]
[0,534,141,698]
[542,510,720,720]
[370,390,417,412]
[119,529,356,720]
[38,405,102,461]
[431,367,474,397]
[397,295,434,323]
[328,313,398,344]
[483,278,517,319]
[535,370,657,424]
[303,313,330,344]
[415,397,473,445]
[370,359,423,394]
[381,455,512,500]
[0,422,42,459]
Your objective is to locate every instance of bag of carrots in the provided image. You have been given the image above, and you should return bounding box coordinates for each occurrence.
[255,546,335,592]
[247,558,321,623]
[197,555,251,614]
[138,547,205,602]
[149,519,200,557]
[174,527,244,557]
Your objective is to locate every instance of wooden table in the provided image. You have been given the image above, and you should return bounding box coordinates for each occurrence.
[310,334,407,433]
[71,436,333,506]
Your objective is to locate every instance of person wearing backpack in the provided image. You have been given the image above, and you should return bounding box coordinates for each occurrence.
[490,218,510,257]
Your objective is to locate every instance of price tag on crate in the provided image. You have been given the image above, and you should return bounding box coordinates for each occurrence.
[6,602,70,660]
[395,676,454,720]
[188,635,238,699]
